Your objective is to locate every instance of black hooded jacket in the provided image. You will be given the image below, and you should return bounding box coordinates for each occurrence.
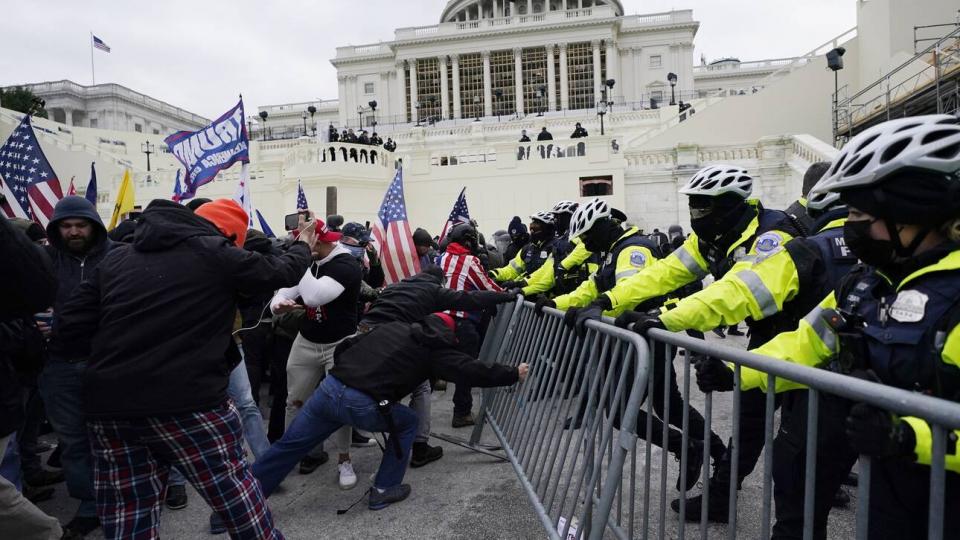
[359,269,512,328]
[44,195,114,361]
[331,317,518,403]
[55,200,313,418]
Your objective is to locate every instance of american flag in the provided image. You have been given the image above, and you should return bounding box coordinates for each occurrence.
[171,170,183,202]
[0,115,63,226]
[438,187,471,241]
[296,180,309,210]
[92,35,111,52]
[372,168,421,284]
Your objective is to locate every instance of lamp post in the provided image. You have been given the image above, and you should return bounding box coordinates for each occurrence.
[414,101,422,127]
[368,100,377,129]
[301,111,308,136]
[826,47,846,147]
[140,141,154,171]
[596,79,615,136]
[667,72,678,106]
[473,95,481,122]
[258,110,268,140]
[494,89,503,122]
[307,105,317,136]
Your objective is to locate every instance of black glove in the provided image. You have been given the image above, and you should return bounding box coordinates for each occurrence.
[534,297,556,316]
[506,288,523,298]
[845,402,915,459]
[501,280,526,289]
[563,307,579,329]
[614,311,665,336]
[695,357,735,393]
[496,292,517,303]
[573,297,612,337]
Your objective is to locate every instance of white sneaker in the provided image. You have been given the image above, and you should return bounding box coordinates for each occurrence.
[338,461,358,490]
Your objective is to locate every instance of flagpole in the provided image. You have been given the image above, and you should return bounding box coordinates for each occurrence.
[89,32,95,85]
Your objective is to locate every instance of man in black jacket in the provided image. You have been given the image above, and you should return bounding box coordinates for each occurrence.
[56,199,314,540]
[38,195,114,537]
[252,313,528,511]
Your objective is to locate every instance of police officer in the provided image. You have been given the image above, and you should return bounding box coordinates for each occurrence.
[523,200,597,297]
[572,164,804,520]
[703,114,960,539]
[784,161,832,237]
[491,211,558,288]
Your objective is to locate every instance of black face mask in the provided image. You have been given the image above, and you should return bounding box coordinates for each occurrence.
[843,219,897,267]
[530,225,552,243]
[690,203,747,245]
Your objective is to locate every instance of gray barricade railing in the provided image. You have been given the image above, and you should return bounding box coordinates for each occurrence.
[471,302,960,540]
[469,299,652,540]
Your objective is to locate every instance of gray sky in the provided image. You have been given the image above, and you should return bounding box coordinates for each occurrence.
[0,1,856,119]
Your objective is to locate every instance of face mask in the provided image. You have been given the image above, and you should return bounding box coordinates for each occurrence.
[690,203,745,244]
[843,219,895,267]
[343,244,366,260]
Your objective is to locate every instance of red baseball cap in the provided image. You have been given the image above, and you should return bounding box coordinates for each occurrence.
[431,312,456,333]
[314,217,342,243]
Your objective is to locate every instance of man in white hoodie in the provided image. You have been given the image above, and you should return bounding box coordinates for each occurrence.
[270,217,362,490]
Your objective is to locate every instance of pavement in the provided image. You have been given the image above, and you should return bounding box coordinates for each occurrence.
[28,327,859,539]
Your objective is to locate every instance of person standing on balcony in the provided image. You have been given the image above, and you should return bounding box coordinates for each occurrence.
[328,124,339,142]
[570,123,588,138]
[519,130,531,142]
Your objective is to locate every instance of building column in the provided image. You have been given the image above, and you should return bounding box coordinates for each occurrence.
[527,0,532,15]
[410,59,419,124]
[439,55,450,120]
[546,44,557,112]
[514,47,524,115]
[395,62,406,123]
[347,75,358,128]
[578,0,583,9]
[592,39,602,102]
[482,50,493,118]
[452,54,462,119]
[559,43,569,110]
[337,76,347,127]
[631,48,641,104]
[606,40,619,92]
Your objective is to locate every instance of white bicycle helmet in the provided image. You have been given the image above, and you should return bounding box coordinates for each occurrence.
[816,114,960,194]
[679,165,753,199]
[530,211,556,226]
[551,200,579,215]
[568,198,611,239]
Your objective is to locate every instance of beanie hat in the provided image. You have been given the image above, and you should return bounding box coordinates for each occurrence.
[508,216,527,237]
[195,199,249,247]
[431,312,456,333]
[413,227,438,248]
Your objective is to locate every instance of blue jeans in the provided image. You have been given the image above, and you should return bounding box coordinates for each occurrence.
[40,360,97,517]
[252,375,418,497]
[170,356,270,487]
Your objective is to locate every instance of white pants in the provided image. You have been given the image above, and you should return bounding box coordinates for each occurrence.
[285,333,351,455]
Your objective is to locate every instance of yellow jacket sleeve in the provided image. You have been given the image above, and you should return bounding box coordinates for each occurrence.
[554,245,657,312]
[521,257,555,296]
[739,294,839,393]
[660,242,801,332]
[491,250,525,282]
[604,235,707,312]
[554,278,598,310]
[560,239,592,271]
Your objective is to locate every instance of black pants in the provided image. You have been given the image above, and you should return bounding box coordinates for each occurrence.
[867,458,959,539]
[452,318,482,417]
[267,334,295,442]
[241,324,271,407]
[771,391,857,539]
[18,384,46,476]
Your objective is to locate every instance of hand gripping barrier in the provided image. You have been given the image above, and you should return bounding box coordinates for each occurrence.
[470,298,960,540]
[470,298,651,540]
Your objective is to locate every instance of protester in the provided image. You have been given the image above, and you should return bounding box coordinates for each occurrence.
[383,138,397,152]
[55,199,314,539]
[251,313,528,510]
[270,216,362,488]
[519,130,531,143]
[328,124,339,142]
[370,132,383,146]
[504,217,529,262]
[412,227,439,269]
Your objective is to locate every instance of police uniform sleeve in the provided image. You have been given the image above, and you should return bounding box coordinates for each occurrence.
[554,277,599,310]
[738,293,840,393]
[560,239,592,271]
[659,235,800,332]
[603,235,708,313]
[521,257,556,296]
[492,249,525,282]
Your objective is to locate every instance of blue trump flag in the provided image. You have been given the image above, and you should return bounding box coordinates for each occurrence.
[164,98,249,199]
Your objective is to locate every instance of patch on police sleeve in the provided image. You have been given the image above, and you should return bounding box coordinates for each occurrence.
[754,232,782,253]
[889,290,928,323]
[630,251,647,267]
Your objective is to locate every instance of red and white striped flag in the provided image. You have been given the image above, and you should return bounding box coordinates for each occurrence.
[0,115,63,227]
[67,176,77,196]
[371,168,421,284]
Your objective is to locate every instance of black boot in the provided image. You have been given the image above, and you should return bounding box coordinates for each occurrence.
[676,440,704,493]
[671,481,732,523]
[409,442,443,468]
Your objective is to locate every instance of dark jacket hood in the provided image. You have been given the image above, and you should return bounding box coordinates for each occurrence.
[133,199,225,252]
[410,317,458,348]
[46,196,107,251]
[401,267,444,285]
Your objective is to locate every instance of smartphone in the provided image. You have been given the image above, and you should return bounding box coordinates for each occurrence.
[284,213,301,231]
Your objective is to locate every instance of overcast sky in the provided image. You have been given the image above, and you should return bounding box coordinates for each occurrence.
[0,1,856,119]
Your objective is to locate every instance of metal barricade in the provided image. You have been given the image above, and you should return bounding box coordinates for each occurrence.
[471,299,960,540]
[470,298,651,540]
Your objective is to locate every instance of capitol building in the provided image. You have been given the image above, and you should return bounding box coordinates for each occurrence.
[2,0,957,235]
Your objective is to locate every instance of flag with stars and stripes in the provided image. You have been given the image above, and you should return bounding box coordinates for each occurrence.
[371,168,420,284]
[438,187,470,241]
[0,115,63,226]
[232,164,255,228]
[296,180,309,210]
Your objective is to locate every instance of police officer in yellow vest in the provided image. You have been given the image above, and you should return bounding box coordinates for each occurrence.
[491,211,558,287]
[699,115,960,539]
[521,200,595,297]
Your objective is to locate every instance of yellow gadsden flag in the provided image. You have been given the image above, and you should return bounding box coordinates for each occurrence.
[108,170,135,230]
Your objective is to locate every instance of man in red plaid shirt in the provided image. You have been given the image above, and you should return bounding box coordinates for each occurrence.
[437,223,506,427]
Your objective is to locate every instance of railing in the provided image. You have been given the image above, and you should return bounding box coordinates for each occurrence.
[752,27,858,90]
[281,141,397,170]
[693,56,807,75]
[516,141,588,161]
[473,299,960,540]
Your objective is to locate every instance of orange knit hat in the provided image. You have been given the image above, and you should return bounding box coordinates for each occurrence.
[195,199,249,247]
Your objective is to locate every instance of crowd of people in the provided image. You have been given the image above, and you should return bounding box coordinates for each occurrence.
[327,124,396,152]
[1,114,958,540]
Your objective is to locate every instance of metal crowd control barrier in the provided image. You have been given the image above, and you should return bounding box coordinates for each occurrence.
[469,298,652,540]
[470,299,960,540]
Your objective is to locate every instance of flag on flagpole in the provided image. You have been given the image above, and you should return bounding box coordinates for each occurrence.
[171,170,183,202]
[256,209,276,238]
[164,99,248,200]
[296,180,309,210]
[0,115,64,226]
[67,177,77,196]
[92,35,111,52]
[438,187,471,241]
[85,162,98,205]
[371,168,420,284]
[108,170,135,230]
[232,164,255,228]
